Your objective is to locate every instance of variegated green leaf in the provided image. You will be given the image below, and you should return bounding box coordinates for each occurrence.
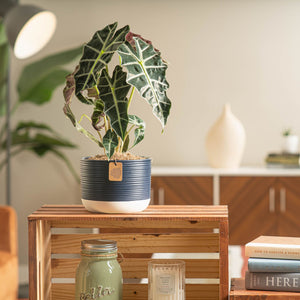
[74,22,129,101]
[63,67,103,148]
[118,38,171,128]
[91,99,105,131]
[103,129,118,159]
[98,66,130,140]
[128,115,145,148]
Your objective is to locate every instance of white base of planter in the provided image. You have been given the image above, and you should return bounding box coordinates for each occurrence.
[82,198,150,214]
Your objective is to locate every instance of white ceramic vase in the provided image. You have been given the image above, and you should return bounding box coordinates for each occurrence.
[282,135,299,154]
[205,104,246,169]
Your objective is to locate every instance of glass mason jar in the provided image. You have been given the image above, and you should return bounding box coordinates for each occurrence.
[75,239,122,300]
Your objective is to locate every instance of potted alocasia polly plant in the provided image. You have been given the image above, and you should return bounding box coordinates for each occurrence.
[63,22,171,213]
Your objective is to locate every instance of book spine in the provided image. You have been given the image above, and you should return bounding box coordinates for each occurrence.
[245,245,300,259]
[248,258,300,273]
[245,271,300,292]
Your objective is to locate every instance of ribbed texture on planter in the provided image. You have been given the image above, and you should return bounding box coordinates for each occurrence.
[80,158,151,213]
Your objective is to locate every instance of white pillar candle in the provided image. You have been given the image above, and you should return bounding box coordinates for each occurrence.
[148,260,185,300]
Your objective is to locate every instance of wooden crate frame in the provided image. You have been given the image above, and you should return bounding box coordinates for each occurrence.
[28,205,228,300]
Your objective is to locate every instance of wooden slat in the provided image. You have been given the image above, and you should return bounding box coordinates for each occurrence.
[28,220,38,300]
[51,233,220,254]
[29,205,228,220]
[49,219,222,229]
[52,283,219,300]
[51,258,219,278]
[219,219,229,300]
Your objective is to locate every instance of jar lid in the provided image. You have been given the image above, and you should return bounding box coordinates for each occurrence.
[81,239,117,252]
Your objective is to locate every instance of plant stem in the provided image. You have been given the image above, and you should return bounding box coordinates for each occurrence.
[78,114,92,124]
[128,87,135,110]
[116,137,123,153]
[123,125,135,146]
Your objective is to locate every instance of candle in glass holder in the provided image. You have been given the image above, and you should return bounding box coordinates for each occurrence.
[148,260,185,300]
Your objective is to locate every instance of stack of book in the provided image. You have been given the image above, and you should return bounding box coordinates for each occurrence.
[245,235,300,292]
[265,153,300,168]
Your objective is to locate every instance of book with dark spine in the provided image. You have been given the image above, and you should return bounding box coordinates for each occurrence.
[245,271,300,292]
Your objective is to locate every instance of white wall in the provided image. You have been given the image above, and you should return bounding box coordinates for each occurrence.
[1,0,300,274]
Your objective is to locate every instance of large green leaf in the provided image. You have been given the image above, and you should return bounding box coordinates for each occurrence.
[118,38,171,128]
[128,115,145,148]
[17,46,83,105]
[74,22,129,100]
[103,129,118,159]
[20,69,70,104]
[0,122,79,181]
[0,21,7,45]
[98,66,130,140]
[16,121,54,132]
[2,122,77,150]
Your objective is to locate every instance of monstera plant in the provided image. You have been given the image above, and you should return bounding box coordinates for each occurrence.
[63,22,172,213]
[63,22,171,159]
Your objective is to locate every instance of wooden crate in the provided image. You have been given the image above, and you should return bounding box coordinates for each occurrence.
[28,205,228,300]
[230,278,300,299]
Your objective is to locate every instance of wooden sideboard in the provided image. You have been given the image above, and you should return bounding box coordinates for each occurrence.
[152,166,300,245]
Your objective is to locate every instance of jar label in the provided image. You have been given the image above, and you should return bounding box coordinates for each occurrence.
[109,162,123,181]
[156,274,175,294]
[80,285,115,299]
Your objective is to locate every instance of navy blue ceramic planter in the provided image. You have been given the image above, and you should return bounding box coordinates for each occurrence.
[80,157,151,213]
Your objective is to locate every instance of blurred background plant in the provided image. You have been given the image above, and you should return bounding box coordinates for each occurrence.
[0,19,82,182]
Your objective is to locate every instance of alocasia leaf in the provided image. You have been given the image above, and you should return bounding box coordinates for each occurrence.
[98,65,130,140]
[128,115,145,148]
[92,99,105,131]
[118,38,171,128]
[63,71,103,148]
[74,22,129,101]
[103,129,118,159]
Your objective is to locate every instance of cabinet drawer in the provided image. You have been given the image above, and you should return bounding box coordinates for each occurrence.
[220,176,277,245]
[220,176,300,245]
[151,176,213,205]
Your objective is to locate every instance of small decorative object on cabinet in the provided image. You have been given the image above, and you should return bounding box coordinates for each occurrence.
[63,22,171,213]
[28,205,229,300]
[282,128,299,154]
[205,103,246,169]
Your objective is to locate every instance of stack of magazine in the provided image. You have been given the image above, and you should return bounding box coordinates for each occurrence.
[265,153,300,168]
[245,235,300,292]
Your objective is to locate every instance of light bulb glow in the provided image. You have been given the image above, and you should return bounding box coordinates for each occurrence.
[14,11,56,59]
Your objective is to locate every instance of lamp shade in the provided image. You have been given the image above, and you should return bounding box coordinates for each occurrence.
[4,4,56,59]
